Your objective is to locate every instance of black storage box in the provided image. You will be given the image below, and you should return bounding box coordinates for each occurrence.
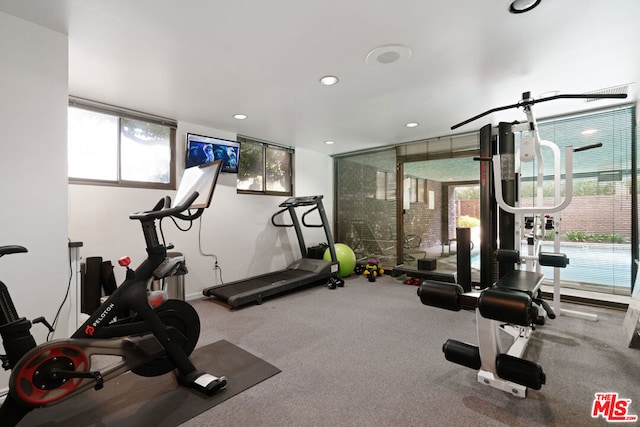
[307,244,328,260]
[418,258,437,271]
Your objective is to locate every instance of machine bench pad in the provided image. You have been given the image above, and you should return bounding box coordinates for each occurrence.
[494,270,543,296]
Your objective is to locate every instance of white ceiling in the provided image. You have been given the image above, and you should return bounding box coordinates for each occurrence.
[1,0,639,156]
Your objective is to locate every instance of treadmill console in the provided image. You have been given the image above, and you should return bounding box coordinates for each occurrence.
[279,195,322,207]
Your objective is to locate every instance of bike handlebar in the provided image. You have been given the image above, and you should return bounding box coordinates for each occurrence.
[129,191,200,221]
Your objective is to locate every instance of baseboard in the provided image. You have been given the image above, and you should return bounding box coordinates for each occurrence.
[186,291,203,301]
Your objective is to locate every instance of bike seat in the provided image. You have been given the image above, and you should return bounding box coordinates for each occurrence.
[0,245,28,257]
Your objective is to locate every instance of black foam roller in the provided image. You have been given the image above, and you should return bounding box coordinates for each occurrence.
[417,281,464,311]
[442,339,481,370]
[478,287,532,326]
[496,354,546,390]
[494,249,520,263]
[538,252,569,268]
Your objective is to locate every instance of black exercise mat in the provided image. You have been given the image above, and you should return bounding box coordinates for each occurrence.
[18,340,280,427]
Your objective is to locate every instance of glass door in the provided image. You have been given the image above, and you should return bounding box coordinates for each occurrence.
[403,157,480,276]
[334,149,398,266]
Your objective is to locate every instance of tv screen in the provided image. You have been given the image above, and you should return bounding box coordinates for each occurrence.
[185,133,240,173]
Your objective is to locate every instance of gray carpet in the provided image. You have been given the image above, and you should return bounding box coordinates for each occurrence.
[188,274,640,427]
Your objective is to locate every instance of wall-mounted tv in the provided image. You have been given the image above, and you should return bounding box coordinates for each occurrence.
[185,133,240,173]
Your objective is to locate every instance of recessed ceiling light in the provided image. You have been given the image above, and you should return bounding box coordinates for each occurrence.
[233,114,247,120]
[581,128,598,136]
[324,140,335,145]
[319,75,339,86]
[509,0,541,14]
[405,122,419,128]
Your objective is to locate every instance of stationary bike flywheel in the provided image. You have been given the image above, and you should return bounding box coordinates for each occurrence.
[131,299,200,377]
[9,344,90,407]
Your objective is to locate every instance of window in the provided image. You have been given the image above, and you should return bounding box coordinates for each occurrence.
[417,179,425,203]
[68,97,176,189]
[236,136,293,195]
[375,171,396,201]
[530,106,636,295]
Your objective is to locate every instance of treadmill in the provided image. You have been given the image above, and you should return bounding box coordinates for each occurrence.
[203,195,340,308]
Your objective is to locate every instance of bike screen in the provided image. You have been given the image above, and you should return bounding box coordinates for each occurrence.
[173,160,222,210]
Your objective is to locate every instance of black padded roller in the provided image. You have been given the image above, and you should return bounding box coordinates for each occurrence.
[478,287,533,326]
[496,354,546,390]
[442,339,481,370]
[494,249,520,263]
[417,281,464,311]
[538,252,569,268]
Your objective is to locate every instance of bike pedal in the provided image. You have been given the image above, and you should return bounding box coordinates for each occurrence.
[196,374,227,394]
[182,371,227,395]
[1,354,10,370]
[93,372,104,390]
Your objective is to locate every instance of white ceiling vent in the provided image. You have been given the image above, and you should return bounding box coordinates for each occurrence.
[583,84,630,102]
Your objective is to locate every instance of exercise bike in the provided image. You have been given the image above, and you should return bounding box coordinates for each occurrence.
[0,161,227,426]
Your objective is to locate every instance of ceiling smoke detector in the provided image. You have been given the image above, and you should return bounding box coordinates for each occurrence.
[366,44,412,67]
[509,0,541,14]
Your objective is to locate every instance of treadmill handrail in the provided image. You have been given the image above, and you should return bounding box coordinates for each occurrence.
[301,206,324,228]
[271,207,294,227]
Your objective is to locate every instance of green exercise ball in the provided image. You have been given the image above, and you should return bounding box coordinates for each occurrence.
[324,243,356,278]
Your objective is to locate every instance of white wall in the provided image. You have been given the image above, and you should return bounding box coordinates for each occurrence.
[0,13,69,387]
[68,126,334,300]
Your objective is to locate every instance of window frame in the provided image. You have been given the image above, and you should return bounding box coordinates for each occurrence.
[236,135,294,196]
[68,97,177,190]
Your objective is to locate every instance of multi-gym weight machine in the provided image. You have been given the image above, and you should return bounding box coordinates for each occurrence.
[417,91,627,397]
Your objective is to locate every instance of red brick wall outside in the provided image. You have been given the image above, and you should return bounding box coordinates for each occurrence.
[458,200,480,221]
